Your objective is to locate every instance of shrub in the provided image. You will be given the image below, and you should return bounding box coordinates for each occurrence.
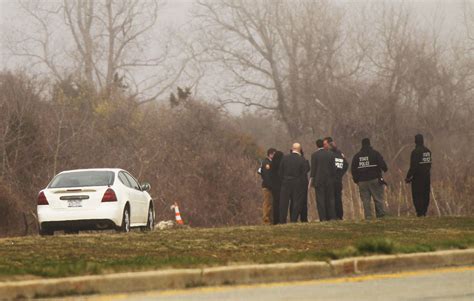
[356,238,397,254]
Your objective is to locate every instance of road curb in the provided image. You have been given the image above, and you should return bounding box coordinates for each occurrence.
[0,269,203,300]
[354,249,474,274]
[201,261,332,286]
[0,249,473,299]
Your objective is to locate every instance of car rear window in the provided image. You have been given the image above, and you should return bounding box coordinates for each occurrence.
[49,171,115,188]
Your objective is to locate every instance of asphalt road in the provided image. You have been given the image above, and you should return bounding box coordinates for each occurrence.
[65,267,474,301]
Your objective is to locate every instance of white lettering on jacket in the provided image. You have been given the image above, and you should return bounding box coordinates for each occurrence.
[420,152,431,164]
[358,156,377,169]
[335,158,344,169]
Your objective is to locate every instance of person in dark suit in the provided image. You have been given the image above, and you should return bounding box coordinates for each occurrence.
[290,148,310,222]
[299,148,310,222]
[325,137,349,220]
[279,143,309,223]
[310,139,337,221]
[270,150,284,224]
[405,134,432,217]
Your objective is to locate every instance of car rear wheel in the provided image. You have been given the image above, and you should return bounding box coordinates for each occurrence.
[39,228,54,236]
[141,205,154,232]
[118,206,131,233]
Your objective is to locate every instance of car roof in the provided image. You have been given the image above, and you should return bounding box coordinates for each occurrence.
[58,168,125,174]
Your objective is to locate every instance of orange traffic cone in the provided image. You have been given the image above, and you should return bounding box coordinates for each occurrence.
[171,202,184,225]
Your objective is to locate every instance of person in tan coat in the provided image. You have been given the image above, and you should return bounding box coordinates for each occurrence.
[259,148,276,224]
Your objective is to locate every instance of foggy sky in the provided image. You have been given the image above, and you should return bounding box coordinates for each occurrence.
[0,0,469,114]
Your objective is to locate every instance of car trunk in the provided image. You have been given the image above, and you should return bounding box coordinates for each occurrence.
[44,186,108,210]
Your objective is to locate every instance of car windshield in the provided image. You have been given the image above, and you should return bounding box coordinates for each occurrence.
[49,171,115,188]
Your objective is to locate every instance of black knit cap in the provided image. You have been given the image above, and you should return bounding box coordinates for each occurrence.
[415,134,424,145]
[362,138,371,147]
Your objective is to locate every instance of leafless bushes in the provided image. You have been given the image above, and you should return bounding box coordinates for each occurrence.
[0,72,262,235]
[136,100,261,226]
[0,182,25,237]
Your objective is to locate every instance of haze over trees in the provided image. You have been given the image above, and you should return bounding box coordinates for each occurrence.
[4,0,189,102]
[0,0,473,236]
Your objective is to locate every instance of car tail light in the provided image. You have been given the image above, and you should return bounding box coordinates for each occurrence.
[37,191,49,205]
[101,188,117,202]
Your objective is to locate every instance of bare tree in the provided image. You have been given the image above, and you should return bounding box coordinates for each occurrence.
[358,1,474,158]
[193,0,365,138]
[5,0,188,103]
[462,0,474,92]
[464,0,474,48]
[0,72,43,179]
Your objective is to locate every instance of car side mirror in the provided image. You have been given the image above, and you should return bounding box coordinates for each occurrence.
[140,182,151,191]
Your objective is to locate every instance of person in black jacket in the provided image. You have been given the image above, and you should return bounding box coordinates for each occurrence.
[259,148,276,224]
[405,134,432,217]
[351,138,388,219]
[325,137,349,220]
[270,150,284,224]
[310,139,337,221]
[279,143,309,223]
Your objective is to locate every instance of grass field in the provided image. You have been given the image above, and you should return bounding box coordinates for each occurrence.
[0,217,473,281]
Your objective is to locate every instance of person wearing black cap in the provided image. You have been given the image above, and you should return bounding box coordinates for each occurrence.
[405,134,432,217]
[351,138,388,219]
[259,148,276,224]
[325,137,349,220]
[310,139,337,221]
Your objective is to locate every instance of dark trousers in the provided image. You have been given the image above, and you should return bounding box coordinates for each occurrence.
[314,181,336,221]
[290,184,308,222]
[280,179,306,223]
[334,181,343,220]
[272,188,281,224]
[300,183,308,222]
[412,176,430,217]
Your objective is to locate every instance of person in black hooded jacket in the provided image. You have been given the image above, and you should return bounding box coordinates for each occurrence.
[351,138,388,219]
[405,134,432,217]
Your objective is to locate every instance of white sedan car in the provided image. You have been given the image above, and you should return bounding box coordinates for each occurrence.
[37,168,155,235]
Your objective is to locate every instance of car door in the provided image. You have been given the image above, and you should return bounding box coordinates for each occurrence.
[118,172,140,225]
[124,172,148,224]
